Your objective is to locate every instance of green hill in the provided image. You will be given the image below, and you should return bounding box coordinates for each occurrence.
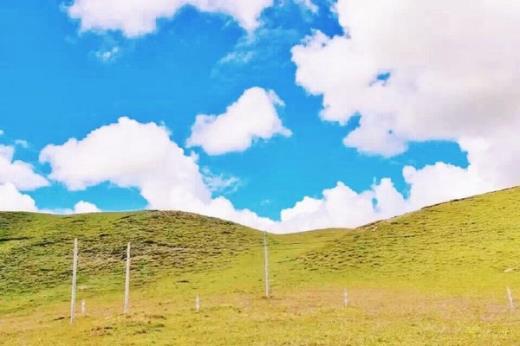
[0,211,262,296]
[1,187,520,345]
[300,186,520,292]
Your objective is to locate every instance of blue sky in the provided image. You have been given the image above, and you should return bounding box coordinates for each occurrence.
[1,0,516,232]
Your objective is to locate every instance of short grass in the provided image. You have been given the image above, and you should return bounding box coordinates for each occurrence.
[1,187,520,345]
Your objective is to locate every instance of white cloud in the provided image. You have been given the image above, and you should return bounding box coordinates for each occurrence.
[275,161,501,232]
[73,200,101,214]
[66,0,274,37]
[94,46,120,63]
[402,163,491,209]
[0,129,4,136]
[0,145,49,191]
[291,0,520,204]
[14,139,29,148]
[276,179,407,232]
[186,87,292,155]
[0,183,38,212]
[214,25,302,77]
[36,116,511,234]
[39,201,101,215]
[201,167,241,194]
[40,117,275,229]
[219,50,255,66]
[0,145,46,212]
[295,0,318,13]
[40,117,207,196]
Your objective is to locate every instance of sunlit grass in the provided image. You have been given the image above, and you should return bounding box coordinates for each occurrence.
[1,187,520,344]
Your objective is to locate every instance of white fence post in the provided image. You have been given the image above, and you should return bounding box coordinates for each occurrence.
[124,242,131,314]
[507,287,515,311]
[263,232,270,298]
[344,288,349,307]
[195,294,200,313]
[70,238,78,324]
[80,299,86,315]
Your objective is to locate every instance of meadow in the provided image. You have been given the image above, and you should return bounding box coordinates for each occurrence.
[1,187,520,345]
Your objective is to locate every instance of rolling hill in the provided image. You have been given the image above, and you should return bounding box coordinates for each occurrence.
[1,187,520,345]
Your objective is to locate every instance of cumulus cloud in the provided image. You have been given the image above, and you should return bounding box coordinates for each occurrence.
[40,117,276,229]
[0,145,46,212]
[72,200,101,214]
[40,117,208,196]
[402,163,491,209]
[30,1,520,232]
[6,1,517,233]
[37,116,510,233]
[276,161,500,232]
[186,87,292,155]
[0,146,100,214]
[0,145,49,191]
[0,183,38,212]
[39,201,101,215]
[277,178,410,232]
[66,0,274,37]
[291,0,520,204]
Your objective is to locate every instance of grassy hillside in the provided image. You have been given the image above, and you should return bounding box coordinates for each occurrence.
[1,187,520,345]
[0,211,263,309]
[300,187,520,292]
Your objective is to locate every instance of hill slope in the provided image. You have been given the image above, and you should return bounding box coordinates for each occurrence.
[0,211,262,296]
[1,187,520,345]
[299,186,520,291]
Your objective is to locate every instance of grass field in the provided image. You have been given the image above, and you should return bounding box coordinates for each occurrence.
[1,187,520,345]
